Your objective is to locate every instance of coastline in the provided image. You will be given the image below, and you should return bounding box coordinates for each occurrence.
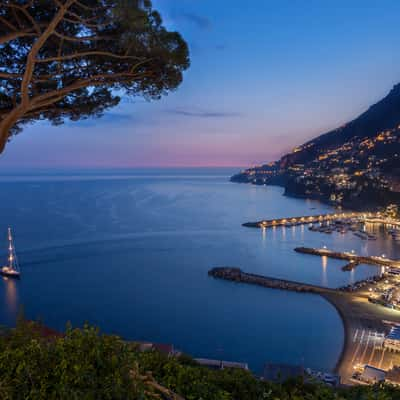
[208,267,400,384]
[231,179,379,212]
[319,292,351,376]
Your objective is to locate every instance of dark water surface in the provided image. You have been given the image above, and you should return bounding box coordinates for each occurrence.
[0,168,394,373]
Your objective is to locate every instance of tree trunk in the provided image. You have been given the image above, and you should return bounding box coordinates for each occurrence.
[0,108,24,153]
[0,129,8,154]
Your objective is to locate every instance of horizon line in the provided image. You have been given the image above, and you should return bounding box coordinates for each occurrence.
[0,165,249,171]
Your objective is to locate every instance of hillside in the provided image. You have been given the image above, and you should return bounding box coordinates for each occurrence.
[3,320,400,399]
[231,84,400,210]
[280,83,400,167]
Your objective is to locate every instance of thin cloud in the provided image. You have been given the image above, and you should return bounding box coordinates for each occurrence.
[176,12,212,30]
[67,112,135,128]
[167,108,241,118]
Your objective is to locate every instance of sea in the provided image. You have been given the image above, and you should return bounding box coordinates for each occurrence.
[0,168,396,374]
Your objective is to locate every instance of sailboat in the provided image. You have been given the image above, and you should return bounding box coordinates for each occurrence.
[1,228,20,279]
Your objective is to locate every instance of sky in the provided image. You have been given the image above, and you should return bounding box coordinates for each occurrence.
[2,0,400,168]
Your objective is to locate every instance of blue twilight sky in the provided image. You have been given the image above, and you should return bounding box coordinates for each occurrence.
[1,0,400,168]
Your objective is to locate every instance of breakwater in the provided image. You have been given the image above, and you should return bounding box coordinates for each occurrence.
[243,212,375,228]
[208,267,334,294]
[294,247,400,268]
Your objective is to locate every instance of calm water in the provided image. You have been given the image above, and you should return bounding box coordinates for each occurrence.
[0,168,397,373]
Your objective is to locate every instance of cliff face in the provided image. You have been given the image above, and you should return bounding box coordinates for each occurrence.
[231,84,400,210]
[279,83,400,168]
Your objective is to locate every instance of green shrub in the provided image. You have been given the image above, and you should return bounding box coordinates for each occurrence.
[2,321,400,400]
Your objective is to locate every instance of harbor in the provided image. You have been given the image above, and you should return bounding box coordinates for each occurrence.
[208,267,400,385]
[239,211,400,383]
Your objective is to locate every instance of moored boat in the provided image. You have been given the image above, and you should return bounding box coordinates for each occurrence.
[0,228,20,279]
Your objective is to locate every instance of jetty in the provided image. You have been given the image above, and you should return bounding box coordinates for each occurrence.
[243,212,375,228]
[208,267,334,295]
[209,267,400,384]
[294,247,400,268]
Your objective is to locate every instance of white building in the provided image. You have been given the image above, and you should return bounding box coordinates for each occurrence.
[361,365,386,383]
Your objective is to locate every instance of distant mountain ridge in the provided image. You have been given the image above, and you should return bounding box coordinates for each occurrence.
[231,83,400,210]
[279,83,400,168]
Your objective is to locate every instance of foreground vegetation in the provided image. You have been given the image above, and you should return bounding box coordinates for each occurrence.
[1,321,400,399]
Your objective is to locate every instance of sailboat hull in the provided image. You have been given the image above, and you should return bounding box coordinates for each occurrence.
[0,267,20,279]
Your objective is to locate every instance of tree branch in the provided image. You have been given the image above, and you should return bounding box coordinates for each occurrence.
[0,0,78,150]
[36,51,145,63]
[73,1,106,12]
[20,0,77,106]
[4,4,42,34]
[52,30,115,42]
[0,72,23,79]
[0,15,18,31]
[30,71,147,107]
[0,31,37,45]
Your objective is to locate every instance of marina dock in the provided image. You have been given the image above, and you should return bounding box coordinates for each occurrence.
[294,247,400,268]
[243,212,376,228]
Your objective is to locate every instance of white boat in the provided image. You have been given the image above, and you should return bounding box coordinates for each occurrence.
[0,228,20,279]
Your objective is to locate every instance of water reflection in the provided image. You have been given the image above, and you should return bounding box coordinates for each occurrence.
[350,268,355,284]
[321,256,328,287]
[261,228,267,248]
[300,224,305,241]
[3,277,18,317]
[360,242,368,256]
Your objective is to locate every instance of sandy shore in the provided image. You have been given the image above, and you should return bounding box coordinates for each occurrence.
[322,291,400,384]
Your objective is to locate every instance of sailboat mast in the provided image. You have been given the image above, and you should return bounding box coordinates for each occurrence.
[7,227,16,271]
[1,228,20,278]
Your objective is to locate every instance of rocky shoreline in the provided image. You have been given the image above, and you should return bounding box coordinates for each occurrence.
[230,176,396,212]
